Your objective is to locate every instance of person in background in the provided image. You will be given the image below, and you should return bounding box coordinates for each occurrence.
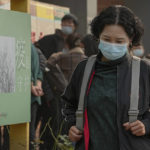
[35,13,78,59]
[30,44,43,150]
[62,5,150,150]
[48,33,86,82]
[80,34,99,57]
[130,43,145,58]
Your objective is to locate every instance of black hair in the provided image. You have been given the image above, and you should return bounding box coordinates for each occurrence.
[61,13,78,27]
[91,5,144,46]
[81,34,99,57]
[66,33,81,50]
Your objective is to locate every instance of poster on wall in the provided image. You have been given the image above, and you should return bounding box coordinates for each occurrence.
[30,1,70,43]
[53,5,70,29]
[0,0,10,9]
[0,0,70,43]
[30,1,55,43]
[0,9,31,125]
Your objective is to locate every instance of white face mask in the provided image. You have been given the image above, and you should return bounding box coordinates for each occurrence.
[98,40,128,60]
[62,26,73,35]
[132,49,144,57]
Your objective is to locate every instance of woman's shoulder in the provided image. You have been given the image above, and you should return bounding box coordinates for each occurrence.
[73,58,88,74]
[141,58,150,66]
[140,58,150,73]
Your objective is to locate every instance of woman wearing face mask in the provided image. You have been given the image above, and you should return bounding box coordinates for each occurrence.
[61,5,150,150]
[130,44,145,58]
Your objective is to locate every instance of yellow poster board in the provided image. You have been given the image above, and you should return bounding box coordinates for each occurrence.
[36,3,54,20]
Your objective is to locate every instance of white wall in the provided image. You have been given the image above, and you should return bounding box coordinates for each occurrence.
[87,0,97,33]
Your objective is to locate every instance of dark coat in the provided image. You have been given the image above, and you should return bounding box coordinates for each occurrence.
[36,47,47,72]
[62,53,150,150]
[35,29,65,59]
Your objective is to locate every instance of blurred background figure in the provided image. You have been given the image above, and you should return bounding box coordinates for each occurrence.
[48,33,86,82]
[130,43,145,58]
[30,44,43,150]
[80,34,99,57]
[35,13,78,59]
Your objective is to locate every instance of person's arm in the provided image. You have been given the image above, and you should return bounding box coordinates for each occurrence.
[61,70,78,128]
[31,82,39,96]
[35,47,47,72]
[139,62,150,135]
[31,44,43,96]
[37,68,43,82]
[61,61,87,141]
[36,57,43,96]
[62,73,83,142]
[140,110,150,135]
[123,61,150,136]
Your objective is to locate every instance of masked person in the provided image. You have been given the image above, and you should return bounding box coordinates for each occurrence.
[130,44,145,58]
[61,5,150,150]
[35,13,78,59]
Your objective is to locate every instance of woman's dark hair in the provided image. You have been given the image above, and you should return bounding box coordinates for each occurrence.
[66,33,81,50]
[61,13,78,27]
[91,5,144,46]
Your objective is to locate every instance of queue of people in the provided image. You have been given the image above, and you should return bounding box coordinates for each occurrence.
[1,4,150,150]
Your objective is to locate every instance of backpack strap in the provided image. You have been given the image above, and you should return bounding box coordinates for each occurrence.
[76,55,96,131]
[128,56,141,123]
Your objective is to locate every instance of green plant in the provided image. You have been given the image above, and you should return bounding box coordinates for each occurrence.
[33,117,74,150]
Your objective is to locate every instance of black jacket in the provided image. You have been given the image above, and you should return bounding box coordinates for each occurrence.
[35,29,65,59]
[62,53,150,150]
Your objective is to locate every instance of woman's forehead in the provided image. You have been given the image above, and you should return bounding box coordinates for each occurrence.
[101,24,128,38]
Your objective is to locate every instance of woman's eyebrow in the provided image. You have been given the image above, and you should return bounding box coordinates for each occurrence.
[102,35,110,38]
[116,37,125,40]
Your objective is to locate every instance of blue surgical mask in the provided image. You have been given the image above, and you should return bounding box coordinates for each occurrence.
[132,49,144,57]
[62,26,73,35]
[98,40,128,60]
